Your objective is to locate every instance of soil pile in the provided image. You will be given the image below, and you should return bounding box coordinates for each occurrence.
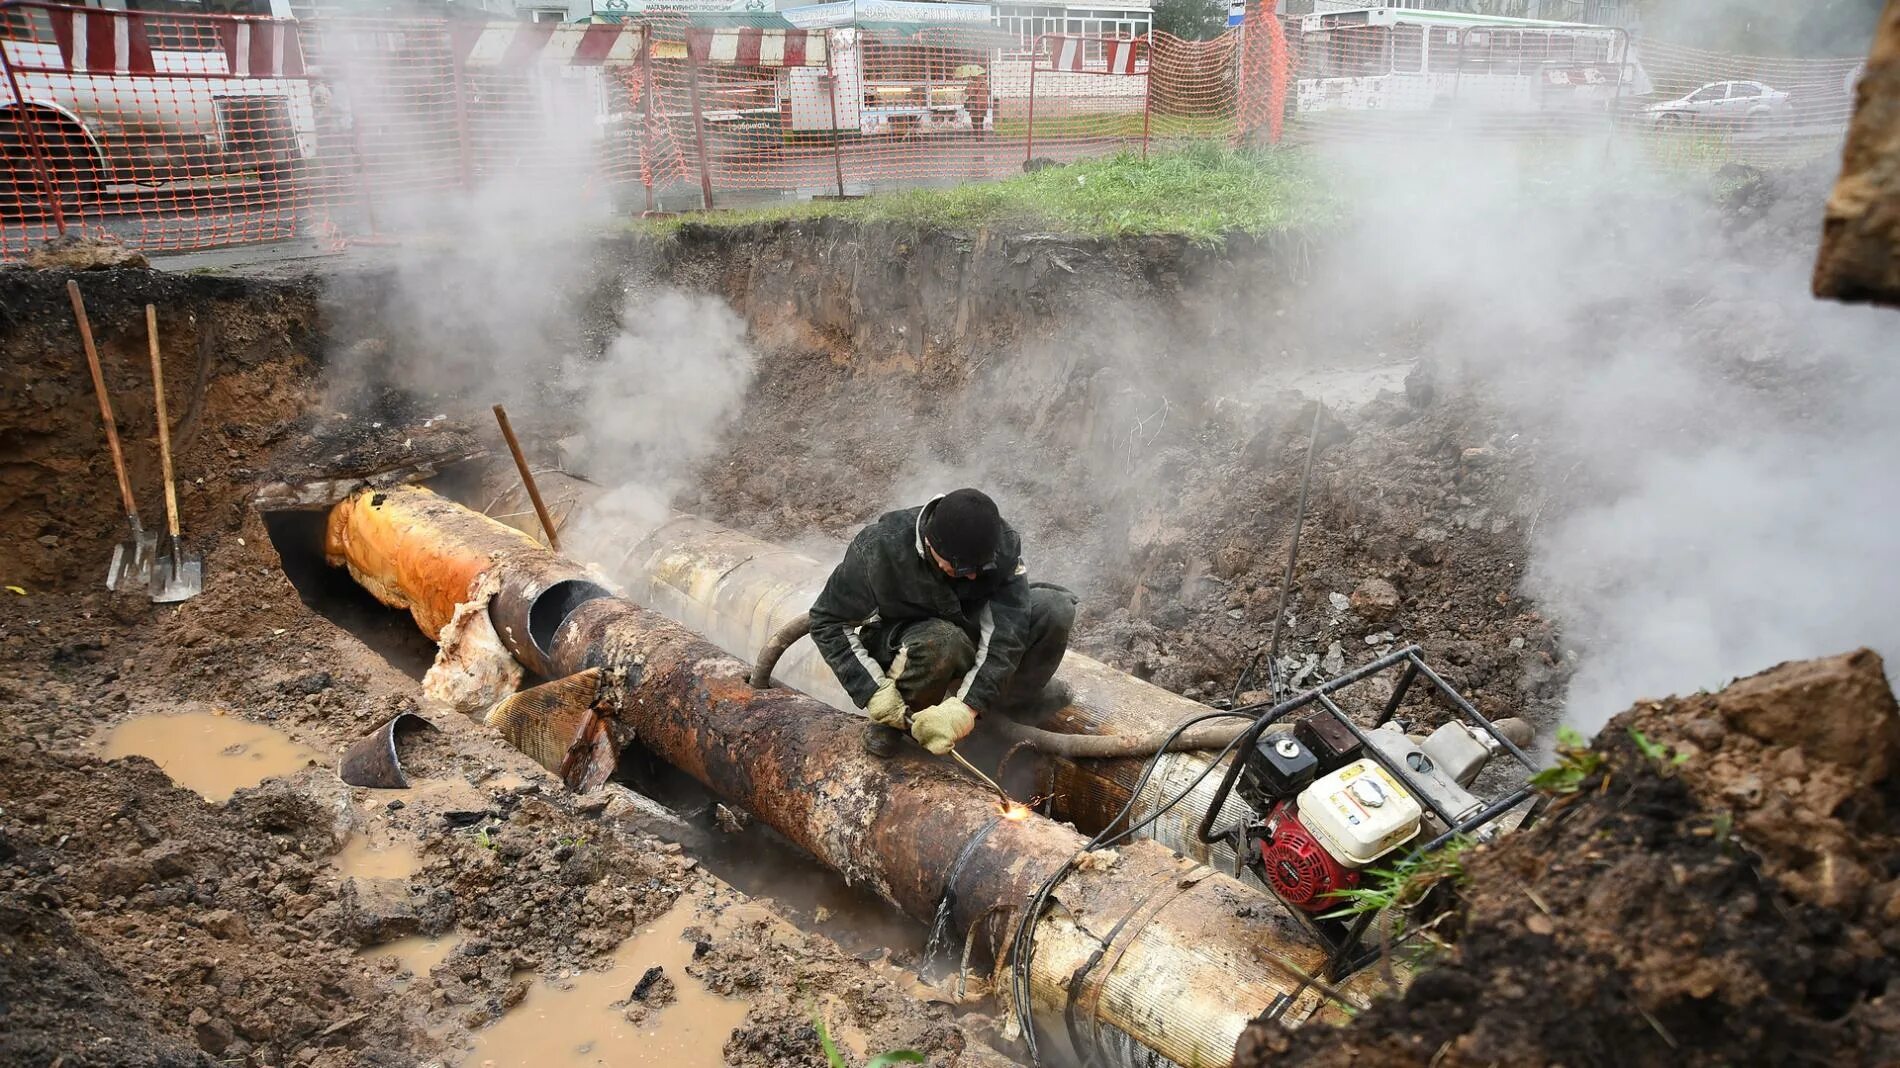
[1235,648,1900,1068]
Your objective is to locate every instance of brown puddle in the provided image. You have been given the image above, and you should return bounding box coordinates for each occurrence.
[332,825,425,881]
[98,710,325,803]
[365,934,462,986]
[462,898,752,1068]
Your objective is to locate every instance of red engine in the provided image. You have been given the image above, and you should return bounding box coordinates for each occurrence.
[1253,801,1359,912]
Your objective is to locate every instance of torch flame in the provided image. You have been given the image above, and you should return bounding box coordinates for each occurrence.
[1000,802,1031,820]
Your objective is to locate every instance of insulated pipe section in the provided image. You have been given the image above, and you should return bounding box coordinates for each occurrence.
[625,515,1260,872]
[324,486,612,670]
[322,487,1382,1068]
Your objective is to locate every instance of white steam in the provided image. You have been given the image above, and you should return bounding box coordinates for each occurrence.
[1313,140,1898,730]
[314,42,758,569]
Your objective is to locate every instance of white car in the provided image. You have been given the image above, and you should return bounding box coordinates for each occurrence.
[1647,80,1792,128]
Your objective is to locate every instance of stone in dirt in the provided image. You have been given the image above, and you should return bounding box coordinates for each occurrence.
[1349,578,1401,622]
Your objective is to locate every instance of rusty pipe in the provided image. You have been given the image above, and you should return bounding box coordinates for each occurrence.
[324,486,611,674]
[322,487,1386,1068]
[623,515,1261,872]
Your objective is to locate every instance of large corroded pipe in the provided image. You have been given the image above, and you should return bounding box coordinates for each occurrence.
[325,487,613,673]
[624,515,1260,874]
[324,487,1381,1068]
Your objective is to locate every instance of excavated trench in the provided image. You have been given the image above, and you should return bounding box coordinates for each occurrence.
[4,166,1892,1068]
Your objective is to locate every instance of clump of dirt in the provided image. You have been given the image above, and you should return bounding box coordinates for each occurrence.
[1235,648,1900,1068]
[0,736,439,1066]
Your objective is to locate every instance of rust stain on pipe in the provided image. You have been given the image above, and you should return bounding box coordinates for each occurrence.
[322,487,1387,1068]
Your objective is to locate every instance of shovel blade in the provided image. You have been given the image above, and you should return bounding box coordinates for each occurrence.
[150,548,205,603]
[106,532,159,592]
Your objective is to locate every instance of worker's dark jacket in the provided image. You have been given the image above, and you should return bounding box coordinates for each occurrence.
[809,497,1030,711]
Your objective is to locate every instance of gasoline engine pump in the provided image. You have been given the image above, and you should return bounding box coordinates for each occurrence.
[1236,713,1526,915]
[1183,650,1544,985]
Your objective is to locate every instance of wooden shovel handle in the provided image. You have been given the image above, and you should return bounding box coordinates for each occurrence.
[68,280,140,526]
[147,305,181,539]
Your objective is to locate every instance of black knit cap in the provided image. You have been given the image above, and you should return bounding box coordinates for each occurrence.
[925,488,1002,575]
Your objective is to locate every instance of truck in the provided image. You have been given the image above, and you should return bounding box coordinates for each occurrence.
[1,0,316,213]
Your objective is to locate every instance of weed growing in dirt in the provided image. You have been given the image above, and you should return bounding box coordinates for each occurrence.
[1628,728,1691,768]
[1322,837,1475,921]
[812,1009,924,1068]
[638,145,1338,243]
[1530,726,1608,795]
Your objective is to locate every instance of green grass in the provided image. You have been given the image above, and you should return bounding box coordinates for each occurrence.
[640,143,1339,244]
[990,111,1238,141]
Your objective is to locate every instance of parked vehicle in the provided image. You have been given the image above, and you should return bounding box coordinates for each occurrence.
[1,0,315,213]
[1645,80,1792,128]
[1290,6,1651,115]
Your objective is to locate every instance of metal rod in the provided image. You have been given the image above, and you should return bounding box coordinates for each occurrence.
[686,32,716,212]
[1373,658,1419,728]
[3,48,68,234]
[1139,34,1153,159]
[825,31,847,199]
[491,404,560,551]
[1265,402,1325,698]
[948,748,1015,807]
[640,35,656,214]
[1025,37,1040,165]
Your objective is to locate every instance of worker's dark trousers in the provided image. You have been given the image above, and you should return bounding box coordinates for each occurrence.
[863,583,1076,719]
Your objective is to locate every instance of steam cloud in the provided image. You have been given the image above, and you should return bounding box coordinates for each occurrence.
[315,47,757,571]
[1310,141,1898,730]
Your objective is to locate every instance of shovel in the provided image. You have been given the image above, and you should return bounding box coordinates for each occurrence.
[144,305,203,603]
[69,280,156,592]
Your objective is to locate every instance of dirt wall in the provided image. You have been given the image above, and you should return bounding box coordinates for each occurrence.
[1815,0,1900,305]
[0,268,323,588]
[635,220,1562,730]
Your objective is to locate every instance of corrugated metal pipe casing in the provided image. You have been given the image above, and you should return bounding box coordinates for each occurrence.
[322,488,1378,1068]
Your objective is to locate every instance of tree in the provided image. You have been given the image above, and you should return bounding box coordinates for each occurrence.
[1153,0,1230,41]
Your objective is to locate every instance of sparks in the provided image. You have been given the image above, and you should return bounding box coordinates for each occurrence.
[1000,802,1031,820]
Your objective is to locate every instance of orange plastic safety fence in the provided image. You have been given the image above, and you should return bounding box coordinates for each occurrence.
[0,0,1864,263]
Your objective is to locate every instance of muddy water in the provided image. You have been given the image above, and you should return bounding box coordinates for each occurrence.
[332,825,424,880]
[98,710,325,803]
[366,934,462,985]
[463,898,752,1068]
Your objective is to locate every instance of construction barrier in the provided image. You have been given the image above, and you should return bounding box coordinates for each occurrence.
[0,0,1864,263]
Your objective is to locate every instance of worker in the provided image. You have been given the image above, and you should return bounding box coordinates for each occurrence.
[809,488,1076,757]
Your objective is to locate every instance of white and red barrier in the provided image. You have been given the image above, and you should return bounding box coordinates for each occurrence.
[686,27,826,67]
[1042,34,1141,75]
[452,21,647,68]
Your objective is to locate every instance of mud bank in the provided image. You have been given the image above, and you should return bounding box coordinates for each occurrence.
[1236,649,1900,1067]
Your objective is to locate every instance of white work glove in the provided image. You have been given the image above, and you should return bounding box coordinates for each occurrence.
[864,646,911,729]
[910,695,976,755]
